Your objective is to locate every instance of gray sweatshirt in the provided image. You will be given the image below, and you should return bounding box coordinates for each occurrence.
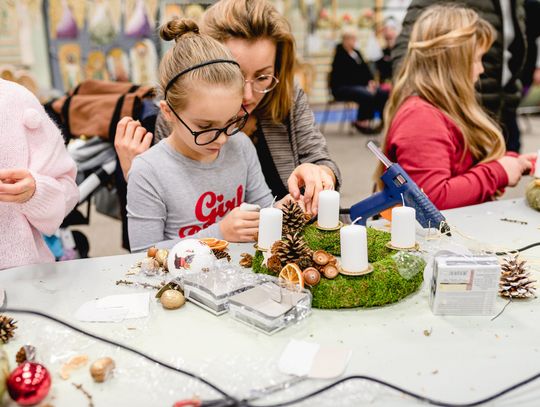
[127,133,274,252]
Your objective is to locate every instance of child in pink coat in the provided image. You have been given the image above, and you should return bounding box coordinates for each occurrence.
[0,79,79,270]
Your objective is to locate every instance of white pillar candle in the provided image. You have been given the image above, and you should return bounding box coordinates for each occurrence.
[340,224,368,272]
[391,206,416,248]
[318,190,340,228]
[534,150,540,178]
[258,207,283,250]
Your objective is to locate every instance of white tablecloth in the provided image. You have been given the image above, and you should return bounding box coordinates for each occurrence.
[1,199,539,406]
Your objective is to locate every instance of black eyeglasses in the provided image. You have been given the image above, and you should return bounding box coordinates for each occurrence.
[167,102,249,146]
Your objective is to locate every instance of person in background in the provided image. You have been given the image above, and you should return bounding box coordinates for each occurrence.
[376,17,398,88]
[0,79,79,270]
[116,0,341,217]
[393,0,527,153]
[127,19,291,252]
[330,27,389,134]
[377,5,536,210]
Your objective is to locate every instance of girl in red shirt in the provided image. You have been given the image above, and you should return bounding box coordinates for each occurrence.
[378,5,536,210]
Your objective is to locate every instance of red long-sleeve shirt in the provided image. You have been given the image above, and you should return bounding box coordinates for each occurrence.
[385,96,508,210]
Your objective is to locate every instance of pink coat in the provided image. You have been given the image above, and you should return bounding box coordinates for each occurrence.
[0,79,79,270]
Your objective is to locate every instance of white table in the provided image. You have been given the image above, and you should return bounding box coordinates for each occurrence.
[1,199,539,407]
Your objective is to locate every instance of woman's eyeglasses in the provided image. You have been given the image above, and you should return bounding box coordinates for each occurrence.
[167,103,250,146]
[244,74,279,94]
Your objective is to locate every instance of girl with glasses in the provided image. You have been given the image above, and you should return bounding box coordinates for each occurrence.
[116,0,341,216]
[126,19,289,252]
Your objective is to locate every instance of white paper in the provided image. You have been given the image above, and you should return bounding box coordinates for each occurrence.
[75,293,150,322]
[278,339,320,377]
[278,340,352,379]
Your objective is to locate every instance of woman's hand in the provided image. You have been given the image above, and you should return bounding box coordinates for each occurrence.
[219,207,260,242]
[114,117,153,179]
[287,163,335,215]
[497,155,532,186]
[0,168,36,203]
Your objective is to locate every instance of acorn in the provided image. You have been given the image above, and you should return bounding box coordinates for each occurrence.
[147,246,158,258]
[313,250,332,266]
[160,290,185,310]
[322,264,339,279]
[302,267,321,286]
[155,249,169,271]
[90,357,115,383]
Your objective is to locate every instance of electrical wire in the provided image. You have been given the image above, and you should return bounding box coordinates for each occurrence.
[1,308,237,405]
[493,242,540,256]
[3,307,540,407]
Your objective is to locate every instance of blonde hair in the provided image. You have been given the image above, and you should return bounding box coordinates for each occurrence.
[200,0,296,123]
[158,18,244,112]
[377,5,505,183]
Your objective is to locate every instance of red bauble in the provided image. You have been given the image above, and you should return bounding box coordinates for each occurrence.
[7,362,51,406]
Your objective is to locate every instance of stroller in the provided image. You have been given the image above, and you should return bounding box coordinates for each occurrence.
[44,79,156,259]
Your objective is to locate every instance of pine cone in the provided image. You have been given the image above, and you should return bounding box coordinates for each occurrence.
[297,256,314,271]
[273,232,313,266]
[282,201,309,236]
[267,255,283,273]
[16,347,27,364]
[239,253,253,268]
[0,315,17,344]
[499,255,536,299]
[213,249,231,262]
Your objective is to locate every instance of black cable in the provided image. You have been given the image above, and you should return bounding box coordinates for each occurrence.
[493,242,540,256]
[4,307,540,407]
[2,308,237,404]
[244,371,540,407]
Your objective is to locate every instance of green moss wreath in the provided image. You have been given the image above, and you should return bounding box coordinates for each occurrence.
[252,226,424,309]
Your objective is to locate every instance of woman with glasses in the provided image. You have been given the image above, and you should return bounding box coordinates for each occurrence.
[116,0,341,215]
[126,19,289,251]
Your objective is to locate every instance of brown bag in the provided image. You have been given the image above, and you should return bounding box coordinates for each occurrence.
[51,79,155,140]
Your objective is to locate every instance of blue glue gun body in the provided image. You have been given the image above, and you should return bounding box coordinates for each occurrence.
[349,163,447,231]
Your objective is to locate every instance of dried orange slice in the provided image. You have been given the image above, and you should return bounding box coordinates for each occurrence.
[199,238,229,250]
[200,238,219,246]
[211,241,229,251]
[279,263,304,288]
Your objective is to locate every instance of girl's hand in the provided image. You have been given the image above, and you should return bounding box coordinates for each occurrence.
[287,163,335,215]
[519,152,538,174]
[114,117,153,179]
[219,207,260,242]
[497,155,532,186]
[0,168,36,203]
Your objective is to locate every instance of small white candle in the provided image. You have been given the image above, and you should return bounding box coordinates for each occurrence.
[534,150,540,178]
[318,190,340,228]
[340,224,368,272]
[391,206,416,248]
[258,207,283,250]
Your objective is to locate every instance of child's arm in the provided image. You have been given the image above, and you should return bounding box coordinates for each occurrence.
[0,109,78,235]
[390,107,508,210]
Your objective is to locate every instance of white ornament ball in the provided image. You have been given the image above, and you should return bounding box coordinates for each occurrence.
[167,239,215,277]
